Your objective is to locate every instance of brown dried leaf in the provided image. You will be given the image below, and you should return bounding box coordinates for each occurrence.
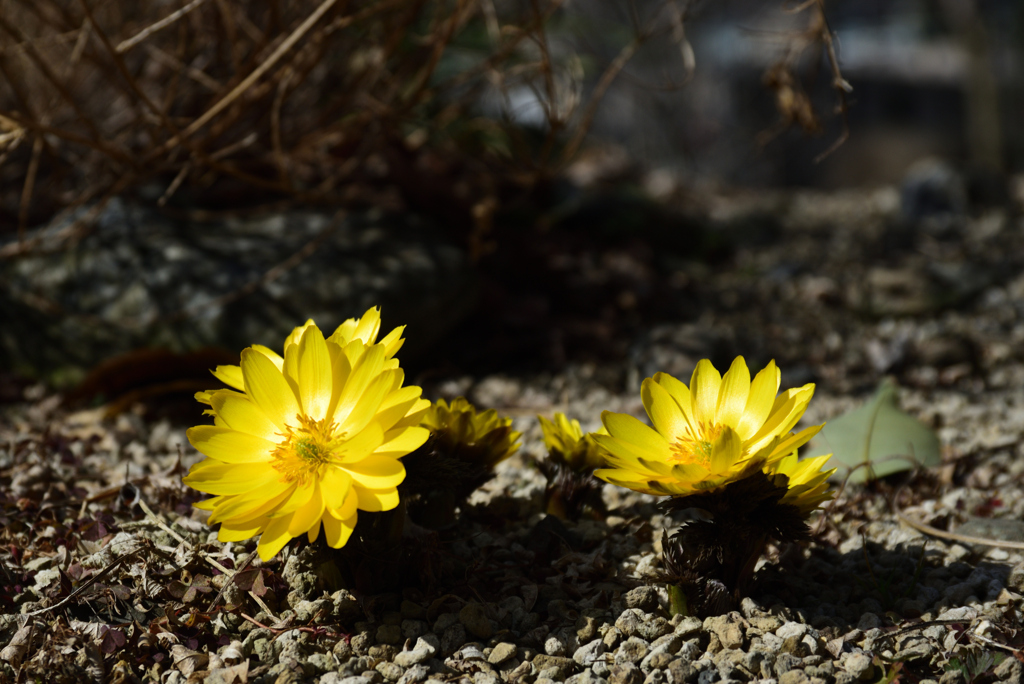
[0,622,33,666]
[170,643,209,676]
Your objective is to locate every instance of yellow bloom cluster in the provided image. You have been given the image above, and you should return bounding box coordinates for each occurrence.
[537,412,608,472]
[593,357,834,514]
[420,397,521,469]
[184,308,430,561]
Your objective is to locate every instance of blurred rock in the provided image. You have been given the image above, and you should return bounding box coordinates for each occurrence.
[0,201,476,380]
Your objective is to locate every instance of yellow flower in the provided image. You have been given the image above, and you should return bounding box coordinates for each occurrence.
[196,307,405,404]
[594,357,831,504]
[420,397,521,468]
[768,451,835,515]
[538,412,608,472]
[184,315,430,561]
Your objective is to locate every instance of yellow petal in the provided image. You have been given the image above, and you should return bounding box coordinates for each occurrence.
[766,424,822,459]
[329,317,358,345]
[322,466,353,511]
[257,513,295,560]
[747,384,815,452]
[592,434,666,477]
[323,510,357,548]
[241,348,301,431]
[337,370,395,436]
[212,365,245,391]
[332,344,386,426]
[379,326,406,358]
[354,485,400,512]
[374,426,429,459]
[193,497,219,511]
[715,357,751,430]
[218,516,268,542]
[690,359,722,429]
[251,345,285,371]
[737,360,780,438]
[208,484,291,525]
[183,461,278,495]
[653,373,698,430]
[336,423,385,464]
[593,469,660,496]
[210,391,283,443]
[602,411,671,457]
[353,306,382,344]
[642,378,690,442]
[297,325,332,422]
[391,397,432,430]
[708,425,742,473]
[328,487,359,521]
[326,341,352,419]
[373,385,422,432]
[187,426,276,463]
[288,485,325,536]
[346,456,405,489]
[284,320,317,353]
[271,479,316,517]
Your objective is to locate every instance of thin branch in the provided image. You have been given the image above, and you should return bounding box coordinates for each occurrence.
[153,0,342,156]
[17,134,43,240]
[115,0,211,54]
[26,543,148,617]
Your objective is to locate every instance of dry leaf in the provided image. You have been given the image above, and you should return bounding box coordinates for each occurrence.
[0,623,33,666]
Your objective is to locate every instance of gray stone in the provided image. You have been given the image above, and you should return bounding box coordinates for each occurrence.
[376,662,405,683]
[936,607,977,622]
[574,639,606,667]
[610,663,644,684]
[440,623,467,655]
[460,603,494,640]
[490,642,518,665]
[748,617,783,634]
[616,610,645,638]
[776,623,809,641]
[335,678,374,684]
[624,587,660,612]
[579,617,603,643]
[394,636,438,667]
[547,636,568,656]
[774,654,802,677]
[994,657,1023,684]
[843,653,873,681]
[433,613,459,634]
[638,618,672,642]
[397,666,430,684]
[474,672,501,684]
[644,670,667,684]
[780,672,810,684]
[402,620,427,640]
[569,672,609,684]
[534,655,576,680]
[616,638,650,665]
[667,660,698,684]
[704,615,745,650]
[673,618,703,640]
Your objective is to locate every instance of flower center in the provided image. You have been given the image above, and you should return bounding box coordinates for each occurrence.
[668,423,723,467]
[271,415,346,485]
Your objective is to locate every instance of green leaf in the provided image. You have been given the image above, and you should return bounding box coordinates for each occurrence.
[806,379,940,483]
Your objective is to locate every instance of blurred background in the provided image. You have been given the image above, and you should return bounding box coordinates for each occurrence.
[1,0,1022,412]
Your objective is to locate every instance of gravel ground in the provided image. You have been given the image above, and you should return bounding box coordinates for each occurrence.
[3,182,1024,684]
